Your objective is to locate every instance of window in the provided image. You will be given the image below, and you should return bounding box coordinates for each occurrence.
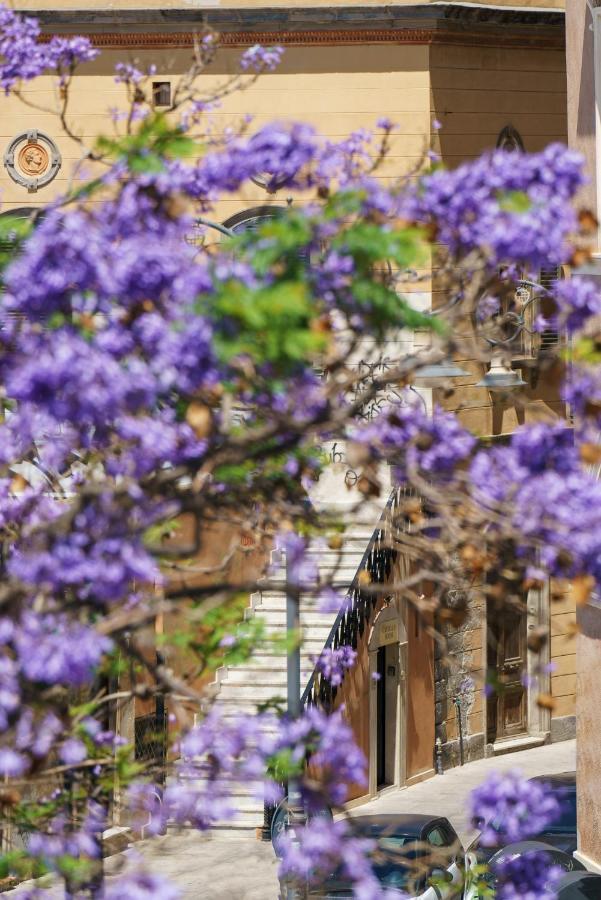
[496,125,524,152]
[426,826,449,847]
[222,205,284,236]
[152,82,171,108]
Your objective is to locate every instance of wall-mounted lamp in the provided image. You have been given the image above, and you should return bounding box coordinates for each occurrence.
[413,359,470,388]
[476,354,526,391]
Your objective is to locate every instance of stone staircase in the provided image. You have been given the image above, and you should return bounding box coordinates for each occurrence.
[189,526,374,835]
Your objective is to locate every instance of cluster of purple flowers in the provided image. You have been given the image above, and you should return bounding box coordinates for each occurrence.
[470,423,601,585]
[312,645,357,687]
[0,4,97,92]
[403,143,584,269]
[470,771,562,847]
[352,400,476,479]
[240,44,284,72]
[493,850,564,900]
[277,817,385,897]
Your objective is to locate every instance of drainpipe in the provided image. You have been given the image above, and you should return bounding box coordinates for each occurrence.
[435,737,444,776]
[453,695,465,766]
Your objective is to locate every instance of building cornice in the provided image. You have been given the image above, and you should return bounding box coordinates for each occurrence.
[45,26,562,50]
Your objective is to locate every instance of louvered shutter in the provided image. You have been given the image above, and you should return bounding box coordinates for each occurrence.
[537,266,563,355]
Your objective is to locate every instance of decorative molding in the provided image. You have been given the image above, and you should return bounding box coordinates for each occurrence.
[3,130,61,193]
[39,27,564,52]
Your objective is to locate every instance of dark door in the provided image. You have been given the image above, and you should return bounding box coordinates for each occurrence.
[487,602,527,742]
[376,646,386,787]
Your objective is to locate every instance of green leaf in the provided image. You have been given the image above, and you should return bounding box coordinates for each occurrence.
[498,190,532,214]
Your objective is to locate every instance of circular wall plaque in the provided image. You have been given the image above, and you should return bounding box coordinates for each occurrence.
[4,130,61,192]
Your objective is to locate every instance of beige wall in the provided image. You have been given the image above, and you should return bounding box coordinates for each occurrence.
[550,581,577,722]
[566,0,598,225]
[0,43,430,216]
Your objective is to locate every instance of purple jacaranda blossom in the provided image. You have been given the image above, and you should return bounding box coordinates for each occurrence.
[312,645,357,687]
[114,62,148,84]
[9,614,112,686]
[0,5,97,93]
[240,44,284,72]
[278,817,387,897]
[59,738,88,766]
[351,401,475,479]
[402,143,584,269]
[187,121,318,196]
[0,748,28,776]
[317,586,349,615]
[104,871,181,900]
[492,849,564,900]
[476,294,501,322]
[470,771,562,847]
[275,532,319,588]
[553,277,601,332]
[27,801,106,864]
[0,656,21,730]
[470,423,601,585]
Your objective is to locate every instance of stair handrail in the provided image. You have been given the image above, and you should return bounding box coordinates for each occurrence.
[300,487,399,710]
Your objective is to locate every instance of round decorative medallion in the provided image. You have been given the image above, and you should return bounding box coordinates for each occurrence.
[4,130,61,192]
[17,142,49,177]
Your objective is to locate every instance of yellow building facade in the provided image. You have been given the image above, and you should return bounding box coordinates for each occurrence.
[0,1,576,800]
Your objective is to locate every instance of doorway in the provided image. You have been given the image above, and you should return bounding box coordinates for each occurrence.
[376,643,399,788]
[487,601,527,743]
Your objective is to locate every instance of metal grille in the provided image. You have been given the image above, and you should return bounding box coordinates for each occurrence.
[538,266,562,353]
[134,712,168,764]
[301,489,398,710]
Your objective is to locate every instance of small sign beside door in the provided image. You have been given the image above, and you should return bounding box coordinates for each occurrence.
[379,621,398,646]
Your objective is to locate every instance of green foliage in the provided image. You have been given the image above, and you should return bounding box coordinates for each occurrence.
[210,280,327,369]
[96,113,198,174]
[497,190,532,214]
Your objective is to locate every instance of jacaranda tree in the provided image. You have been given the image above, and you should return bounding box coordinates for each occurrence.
[0,5,596,898]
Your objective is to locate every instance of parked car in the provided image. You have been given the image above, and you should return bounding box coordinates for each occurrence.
[299,813,464,899]
[464,841,584,900]
[555,871,601,898]
[467,771,577,867]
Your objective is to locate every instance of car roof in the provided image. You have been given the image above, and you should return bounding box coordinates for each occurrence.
[529,772,576,788]
[350,814,448,832]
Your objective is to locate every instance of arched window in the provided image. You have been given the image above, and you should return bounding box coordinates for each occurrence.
[0,206,42,252]
[496,126,525,153]
[222,205,285,235]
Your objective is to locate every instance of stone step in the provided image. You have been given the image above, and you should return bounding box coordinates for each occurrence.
[220,667,314,685]
[252,611,337,628]
[250,590,350,608]
[218,683,293,701]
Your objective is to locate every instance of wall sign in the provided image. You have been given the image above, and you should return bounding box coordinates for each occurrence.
[4,130,61,192]
[380,621,399,646]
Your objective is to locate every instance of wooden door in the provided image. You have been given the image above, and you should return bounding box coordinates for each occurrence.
[487,603,527,742]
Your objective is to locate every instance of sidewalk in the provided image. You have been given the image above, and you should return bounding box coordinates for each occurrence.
[350,739,576,846]
[11,739,576,899]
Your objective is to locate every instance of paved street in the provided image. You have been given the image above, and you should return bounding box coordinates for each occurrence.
[349,739,576,846]
[11,739,576,899]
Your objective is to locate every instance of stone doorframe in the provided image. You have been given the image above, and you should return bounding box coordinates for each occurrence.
[483,580,551,752]
[367,600,408,797]
[526,581,552,738]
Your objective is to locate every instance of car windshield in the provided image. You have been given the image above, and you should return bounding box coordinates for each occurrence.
[325,830,428,892]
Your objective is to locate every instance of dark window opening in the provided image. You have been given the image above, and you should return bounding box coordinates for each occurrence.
[153,82,171,108]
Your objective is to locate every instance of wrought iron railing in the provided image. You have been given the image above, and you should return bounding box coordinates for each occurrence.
[300,488,399,711]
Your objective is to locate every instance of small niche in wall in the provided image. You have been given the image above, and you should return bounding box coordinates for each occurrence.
[152,82,172,108]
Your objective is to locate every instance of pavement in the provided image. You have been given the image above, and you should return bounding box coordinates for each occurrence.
[10,739,576,899]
